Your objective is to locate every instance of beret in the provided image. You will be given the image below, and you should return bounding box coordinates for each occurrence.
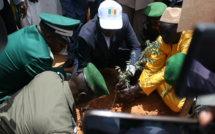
[144,2,167,17]
[84,63,109,97]
[164,53,186,86]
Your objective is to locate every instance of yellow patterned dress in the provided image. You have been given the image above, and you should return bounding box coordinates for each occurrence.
[138,31,193,112]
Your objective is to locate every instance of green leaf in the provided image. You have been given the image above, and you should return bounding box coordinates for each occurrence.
[126,60,131,65]
[115,66,120,70]
[115,39,161,87]
[131,51,136,57]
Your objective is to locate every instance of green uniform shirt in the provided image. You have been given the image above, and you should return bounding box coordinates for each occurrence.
[0,71,76,134]
[0,25,65,102]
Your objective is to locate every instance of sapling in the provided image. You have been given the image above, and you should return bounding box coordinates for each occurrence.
[115,40,161,88]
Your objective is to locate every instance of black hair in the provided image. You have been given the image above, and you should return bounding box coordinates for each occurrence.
[160,21,178,27]
[162,0,183,7]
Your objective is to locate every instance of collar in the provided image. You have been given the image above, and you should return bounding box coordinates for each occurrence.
[48,47,54,60]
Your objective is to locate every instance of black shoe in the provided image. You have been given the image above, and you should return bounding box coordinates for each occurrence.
[62,59,74,68]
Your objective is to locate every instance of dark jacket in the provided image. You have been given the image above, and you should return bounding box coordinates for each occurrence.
[78,13,141,69]
[60,0,88,23]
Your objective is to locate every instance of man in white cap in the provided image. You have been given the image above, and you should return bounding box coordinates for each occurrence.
[117,7,193,112]
[77,0,141,84]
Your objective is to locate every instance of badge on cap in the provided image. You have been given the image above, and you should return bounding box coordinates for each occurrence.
[39,13,81,37]
[98,0,123,29]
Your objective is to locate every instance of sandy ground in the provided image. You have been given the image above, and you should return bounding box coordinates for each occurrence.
[53,54,179,134]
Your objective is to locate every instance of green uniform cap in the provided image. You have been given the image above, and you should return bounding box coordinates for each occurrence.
[83,63,109,97]
[39,13,81,37]
[144,2,167,17]
[164,53,186,86]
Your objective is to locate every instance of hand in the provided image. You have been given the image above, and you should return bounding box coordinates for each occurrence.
[29,0,38,3]
[62,59,74,68]
[198,107,215,126]
[19,2,27,19]
[116,84,141,102]
[115,79,126,90]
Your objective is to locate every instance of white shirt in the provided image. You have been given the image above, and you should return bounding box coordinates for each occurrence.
[102,34,111,49]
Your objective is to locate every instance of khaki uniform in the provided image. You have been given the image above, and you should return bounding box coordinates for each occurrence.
[0,71,76,134]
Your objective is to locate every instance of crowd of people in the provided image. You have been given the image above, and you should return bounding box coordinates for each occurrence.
[0,0,214,133]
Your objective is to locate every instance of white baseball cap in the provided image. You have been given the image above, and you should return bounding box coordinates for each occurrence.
[98,0,123,29]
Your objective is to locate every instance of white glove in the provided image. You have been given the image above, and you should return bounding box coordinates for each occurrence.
[126,65,136,76]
